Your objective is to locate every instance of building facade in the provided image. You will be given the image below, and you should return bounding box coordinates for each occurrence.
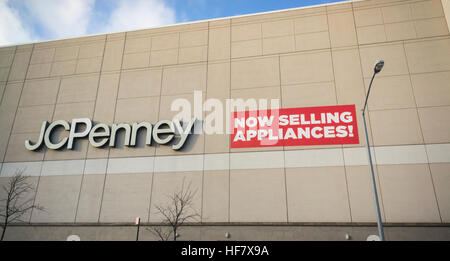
[0,0,450,240]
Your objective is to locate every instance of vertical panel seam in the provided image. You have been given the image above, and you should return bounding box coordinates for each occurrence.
[74,36,108,223]
[97,34,126,223]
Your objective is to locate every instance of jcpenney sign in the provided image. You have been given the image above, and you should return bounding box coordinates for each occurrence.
[25,118,196,151]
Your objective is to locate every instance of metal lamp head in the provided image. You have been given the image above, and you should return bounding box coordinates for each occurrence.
[374,60,384,74]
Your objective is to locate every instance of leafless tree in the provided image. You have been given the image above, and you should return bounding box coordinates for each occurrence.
[0,169,44,241]
[147,178,200,241]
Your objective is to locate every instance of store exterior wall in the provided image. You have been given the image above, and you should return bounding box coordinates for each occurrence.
[0,0,449,240]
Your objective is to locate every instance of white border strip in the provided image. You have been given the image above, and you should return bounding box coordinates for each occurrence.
[1,143,450,177]
[426,144,450,163]
[107,157,154,174]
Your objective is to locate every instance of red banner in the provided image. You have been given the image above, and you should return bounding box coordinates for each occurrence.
[230,105,359,148]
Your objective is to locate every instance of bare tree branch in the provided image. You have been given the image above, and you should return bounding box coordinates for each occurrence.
[146,177,200,241]
[0,169,44,241]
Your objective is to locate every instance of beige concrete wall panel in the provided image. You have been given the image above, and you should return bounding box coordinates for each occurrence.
[231,56,279,90]
[76,57,102,74]
[294,15,328,34]
[9,51,32,81]
[170,21,209,33]
[205,68,230,153]
[0,82,5,103]
[115,96,160,123]
[149,48,178,66]
[124,36,151,54]
[100,173,152,222]
[50,60,77,77]
[327,12,358,48]
[27,63,52,79]
[381,4,412,24]
[180,30,208,47]
[0,67,9,81]
[411,0,445,19]
[363,75,416,110]
[203,98,229,153]
[286,167,351,222]
[346,165,385,222]
[280,51,333,85]
[4,133,45,162]
[122,52,150,69]
[0,52,14,67]
[20,78,60,106]
[414,17,449,37]
[385,22,417,41]
[202,170,229,222]
[282,82,336,108]
[327,2,352,13]
[332,48,366,108]
[0,83,23,161]
[231,86,281,104]
[31,175,82,222]
[57,74,99,104]
[102,40,124,72]
[162,64,207,95]
[179,46,208,63]
[404,38,450,74]
[107,32,126,41]
[231,39,262,58]
[207,62,230,98]
[54,46,79,62]
[151,33,179,51]
[52,101,94,122]
[231,23,261,42]
[118,68,162,99]
[354,8,383,27]
[263,35,295,55]
[357,25,387,44]
[369,108,424,146]
[429,163,450,222]
[30,48,55,64]
[44,141,90,161]
[75,174,104,222]
[295,31,330,51]
[12,105,53,134]
[359,43,408,78]
[204,133,229,154]
[378,164,441,223]
[208,27,231,61]
[78,42,105,59]
[411,71,450,107]
[262,19,294,38]
[418,106,450,143]
[230,168,287,222]
[209,19,230,28]
[92,73,120,124]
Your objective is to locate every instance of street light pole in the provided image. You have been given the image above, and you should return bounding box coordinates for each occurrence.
[362,60,385,241]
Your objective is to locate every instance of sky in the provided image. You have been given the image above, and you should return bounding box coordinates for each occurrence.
[0,0,346,46]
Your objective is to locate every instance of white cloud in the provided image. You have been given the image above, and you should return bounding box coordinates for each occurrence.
[101,0,176,33]
[0,0,177,46]
[22,0,95,38]
[0,1,34,45]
